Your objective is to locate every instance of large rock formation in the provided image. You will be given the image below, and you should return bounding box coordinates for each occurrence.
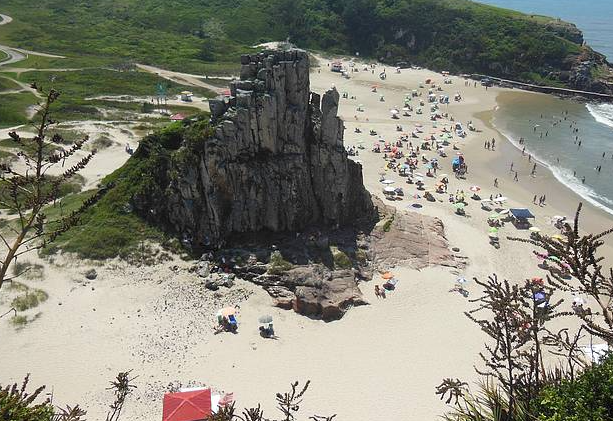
[135,49,374,250]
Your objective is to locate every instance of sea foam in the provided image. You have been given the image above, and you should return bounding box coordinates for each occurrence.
[587,103,613,130]
[492,122,613,217]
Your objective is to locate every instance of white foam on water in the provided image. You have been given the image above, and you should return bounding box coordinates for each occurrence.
[586,103,613,130]
[492,120,613,217]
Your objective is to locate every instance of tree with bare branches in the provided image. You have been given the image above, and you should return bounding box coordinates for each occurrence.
[0,85,103,290]
[511,203,613,344]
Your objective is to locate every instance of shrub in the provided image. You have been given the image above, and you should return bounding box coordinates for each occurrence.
[12,261,44,280]
[11,289,49,311]
[331,247,352,269]
[268,250,293,275]
[0,375,55,421]
[535,354,613,421]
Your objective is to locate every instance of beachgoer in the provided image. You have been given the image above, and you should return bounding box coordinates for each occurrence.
[494,178,498,188]
[375,285,381,299]
[533,194,537,204]
[514,171,518,182]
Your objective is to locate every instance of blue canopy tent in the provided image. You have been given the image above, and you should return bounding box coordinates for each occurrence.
[509,208,535,219]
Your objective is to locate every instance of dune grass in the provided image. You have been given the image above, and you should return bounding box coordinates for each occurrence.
[0,76,21,91]
[11,289,48,311]
[0,91,38,128]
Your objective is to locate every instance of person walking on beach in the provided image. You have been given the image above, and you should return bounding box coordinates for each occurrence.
[541,195,546,205]
[510,162,514,172]
[533,194,537,204]
[494,178,498,188]
[531,163,537,177]
[514,171,519,182]
[491,138,496,150]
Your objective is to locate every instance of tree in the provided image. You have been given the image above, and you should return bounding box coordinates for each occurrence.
[511,203,613,344]
[0,85,104,291]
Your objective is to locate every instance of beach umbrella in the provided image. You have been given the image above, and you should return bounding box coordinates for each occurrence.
[551,234,566,242]
[488,232,499,239]
[488,213,502,220]
[415,123,423,127]
[456,277,467,284]
[493,196,508,203]
[163,389,212,421]
[469,186,481,192]
[453,202,466,210]
[382,272,394,280]
[414,176,424,182]
[390,109,399,115]
[381,179,395,185]
[489,227,499,234]
[383,186,396,193]
[220,307,236,317]
[258,315,273,324]
[403,107,410,111]
[529,227,541,233]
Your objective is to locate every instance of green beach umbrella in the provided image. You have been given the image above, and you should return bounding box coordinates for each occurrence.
[453,202,466,209]
[488,213,502,220]
[489,227,499,234]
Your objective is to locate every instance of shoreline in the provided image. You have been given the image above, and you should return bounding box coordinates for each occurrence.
[466,92,613,255]
[2,54,613,421]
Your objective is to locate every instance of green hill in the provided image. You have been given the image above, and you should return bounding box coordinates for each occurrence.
[0,0,610,88]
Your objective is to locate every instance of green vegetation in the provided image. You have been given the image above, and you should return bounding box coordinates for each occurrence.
[11,288,48,311]
[268,250,294,275]
[331,246,352,269]
[0,75,20,91]
[0,92,37,128]
[382,215,395,232]
[0,376,55,420]
[12,261,44,280]
[10,314,28,327]
[0,0,593,86]
[536,354,613,421]
[38,120,214,259]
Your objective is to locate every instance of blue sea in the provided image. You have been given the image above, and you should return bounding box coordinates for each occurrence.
[478,0,613,214]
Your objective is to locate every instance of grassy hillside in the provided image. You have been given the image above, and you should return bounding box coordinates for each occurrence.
[0,0,594,85]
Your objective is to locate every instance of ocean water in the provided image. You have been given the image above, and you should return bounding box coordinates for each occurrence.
[492,92,613,214]
[476,0,613,214]
[477,0,613,60]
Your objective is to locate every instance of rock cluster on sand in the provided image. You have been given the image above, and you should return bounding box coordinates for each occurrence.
[139,49,374,250]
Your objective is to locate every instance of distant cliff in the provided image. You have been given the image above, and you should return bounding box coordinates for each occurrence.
[128,49,375,251]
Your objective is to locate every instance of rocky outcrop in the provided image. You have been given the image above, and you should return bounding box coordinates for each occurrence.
[370,200,462,270]
[134,49,374,250]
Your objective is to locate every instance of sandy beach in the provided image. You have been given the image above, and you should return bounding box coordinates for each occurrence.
[1,54,611,421]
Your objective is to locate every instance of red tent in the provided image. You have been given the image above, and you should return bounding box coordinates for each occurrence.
[163,389,212,421]
[170,113,185,121]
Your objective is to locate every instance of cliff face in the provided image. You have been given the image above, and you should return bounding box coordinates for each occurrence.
[134,49,374,250]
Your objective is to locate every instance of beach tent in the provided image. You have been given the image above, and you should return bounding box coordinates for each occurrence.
[170,113,186,121]
[163,389,212,421]
[509,208,535,219]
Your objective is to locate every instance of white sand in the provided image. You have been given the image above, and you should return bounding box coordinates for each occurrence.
[1,55,610,421]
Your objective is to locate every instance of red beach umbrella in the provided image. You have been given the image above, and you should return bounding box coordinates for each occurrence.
[163,389,212,421]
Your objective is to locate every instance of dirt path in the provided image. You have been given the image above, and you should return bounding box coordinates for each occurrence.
[136,64,226,94]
